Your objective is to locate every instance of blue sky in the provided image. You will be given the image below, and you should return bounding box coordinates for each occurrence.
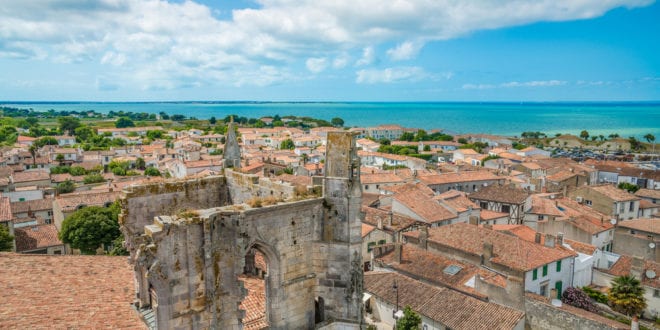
[1,0,658,101]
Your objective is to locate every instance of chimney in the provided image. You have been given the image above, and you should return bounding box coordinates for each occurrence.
[419,226,428,249]
[387,211,393,227]
[631,257,644,279]
[544,234,555,248]
[394,243,402,263]
[482,242,494,265]
[468,216,478,225]
[556,232,564,246]
[535,232,542,244]
[377,217,383,230]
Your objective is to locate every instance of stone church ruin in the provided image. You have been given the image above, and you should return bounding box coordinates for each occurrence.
[119,131,364,329]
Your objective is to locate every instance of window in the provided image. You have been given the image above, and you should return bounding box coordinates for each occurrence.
[619,203,624,213]
[556,261,561,272]
[542,264,548,277]
[533,269,538,280]
[540,283,548,297]
[501,205,510,213]
[585,200,592,206]
[378,240,386,245]
[364,185,369,190]
[367,242,376,252]
[654,289,660,298]
[629,202,634,212]
[480,202,488,209]
[538,214,544,221]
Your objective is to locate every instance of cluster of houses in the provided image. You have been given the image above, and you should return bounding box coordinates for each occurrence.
[1,122,659,329]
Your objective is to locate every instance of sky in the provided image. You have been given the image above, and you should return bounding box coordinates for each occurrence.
[1,0,659,102]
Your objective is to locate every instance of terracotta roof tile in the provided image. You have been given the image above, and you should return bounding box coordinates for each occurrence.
[480,209,509,221]
[13,224,62,252]
[425,223,577,271]
[617,218,660,235]
[238,275,268,330]
[468,184,530,205]
[0,253,146,329]
[55,191,120,212]
[10,198,53,214]
[376,244,504,297]
[364,272,524,330]
[0,197,11,222]
[12,170,50,183]
[393,190,457,224]
[590,184,640,202]
[362,223,376,237]
[417,171,500,185]
[602,255,660,289]
[636,188,660,200]
[529,195,565,217]
[362,207,420,233]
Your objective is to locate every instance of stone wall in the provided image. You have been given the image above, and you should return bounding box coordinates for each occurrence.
[524,295,626,330]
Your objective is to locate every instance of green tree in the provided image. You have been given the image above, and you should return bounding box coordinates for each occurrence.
[74,126,95,142]
[331,117,344,127]
[608,275,647,322]
[209,116,217,125]
[59,205,121,255]
[58,116,81,135]
[69,166,87,176]
[56,154,65,164]
[144,167,161,176]
[580,130,589,140]
[34,136,58,148]
[108,235,128,256]
[644,133,655,154]
[397,306,421,330]
[56,179,76,194]
[618,182,640,193]
[280,139,295,150]
[400,132,415,142]
[115,117,135,128]
[83,173,105,184]
[0,224,14,252]
[136,157,146,170]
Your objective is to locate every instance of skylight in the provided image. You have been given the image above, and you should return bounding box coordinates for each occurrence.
[443,264,462,276]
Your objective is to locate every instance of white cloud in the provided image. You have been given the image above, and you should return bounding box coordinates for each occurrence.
[306,57,328,73]
[463,80,567,90]
[355,47,375,66]
[0,0,651,89]
[356,66,426,84]
[386,41,422,61]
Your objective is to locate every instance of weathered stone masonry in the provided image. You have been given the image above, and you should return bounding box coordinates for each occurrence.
[119,131,364,329]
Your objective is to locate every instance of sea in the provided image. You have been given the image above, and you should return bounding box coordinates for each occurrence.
[2,101,659,139]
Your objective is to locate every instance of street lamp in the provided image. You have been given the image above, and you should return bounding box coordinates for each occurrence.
[392,279,400,328]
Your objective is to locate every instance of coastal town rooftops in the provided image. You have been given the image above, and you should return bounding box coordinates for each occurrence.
[492,224,599,255]
[617,218,660,235]
[55,191,120,212]
[589,184,640,202]
[636,188,660,200]
[14,224,62,252]
[375,244,506,296]
[364,271,525,330]
[602,255,660,289]
[393,190,457,224]
[416,170,500,185]
[10,198,53,213]
[0,253,145,329]
[468,184,530,204]
[529,195,565,217]
[11,170,50,183]
[411,222,577,271]
[0,197,11,222]
[360,172,404,185]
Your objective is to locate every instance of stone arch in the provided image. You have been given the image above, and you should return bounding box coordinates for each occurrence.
[239,240,282,328]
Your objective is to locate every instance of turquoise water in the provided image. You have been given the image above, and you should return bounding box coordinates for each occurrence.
[2,102,659,138]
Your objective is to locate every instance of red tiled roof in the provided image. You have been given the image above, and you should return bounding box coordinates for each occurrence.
[393,190,457,224]
[0,197,11,222]
[362,223,376,238]
[617,218,660,235]
[480,209,509,221]
[590,184,640,202]
[468,184,529,205]
[362,207,420,233]
[636,188,660,200]
[238,275,268,330]
[12,170,50,183]
[603,255,660,289]
[529,195,564,217]
[10,198,53,214]
[13,224,62,252]
[364,272,524,330]
[0,253,146,329]
[55,191,119,212]
[417,171,500,185]
[425,223,577,271]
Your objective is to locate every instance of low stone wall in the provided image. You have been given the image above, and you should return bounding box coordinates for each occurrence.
[524,294,627,330]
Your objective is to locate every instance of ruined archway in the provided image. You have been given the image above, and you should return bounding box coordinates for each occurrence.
[239,242,279,329]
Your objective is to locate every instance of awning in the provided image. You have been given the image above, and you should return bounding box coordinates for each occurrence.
[362,292,372,302]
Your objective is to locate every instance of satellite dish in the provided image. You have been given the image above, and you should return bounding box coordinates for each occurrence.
[646,270,656,279]
[610,219,617,225]
[650,242,656,249]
